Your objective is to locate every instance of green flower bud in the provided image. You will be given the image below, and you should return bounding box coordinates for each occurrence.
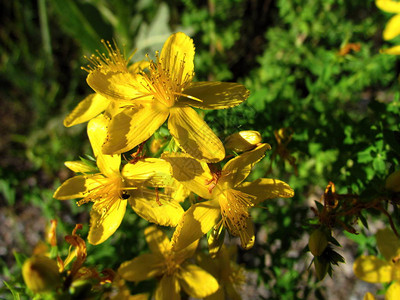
[385,170,400,192]
[225,131,262,152]
[22,255,61,293]
[314,256,329,281]
[308,228,328,256]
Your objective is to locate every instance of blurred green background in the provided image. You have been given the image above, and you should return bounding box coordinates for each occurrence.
[1,0,399,299]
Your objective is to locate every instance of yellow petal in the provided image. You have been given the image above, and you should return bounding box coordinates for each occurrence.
[196,252,219,278]
[175,239,199,263]
[239,218,255,250]
[172,200,221,251]
[118,253,164,282]
[353,255,393,283]
[64,93,110,127]
[363,292,376,300]
[164,179,192,203]
[219,245,235,267]
[88,199,127,245]
[64,161,97,173]
[221,143,271,188]
[88,115,121,176]
[376,228,400,262]
[386,281,400,300]
[179,264,219,298]
[236,178,294,203]
[381,45,400,55]
[53,175,101,200]
[384,14,400,40]
[104,99,126,118]
[393,262,400,280]
[168,107,225,163]
[226,283,242,300]
[180,82,249,110]
[207,223,225,258]
[129,189,184,227]
[128,60,150,73]
[155,274,181,300]
[144,225,172,255]
[103,104,169,154]
[204,287,225,300]
[376,0,400,13]
[87,69,145,102]
[160,32,194,87]
[122,158,173,187]
[161,152,213,199]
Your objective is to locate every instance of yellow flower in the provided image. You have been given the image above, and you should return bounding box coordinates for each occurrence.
[54,114,183,245]
[376,0,400,54]
[197,245,245,300]
[22,255,61,293]
[163,143,294,250]
[118,225,219,300]
[64,41,149,127]
[353,228,400,300]
[86,32,249,162]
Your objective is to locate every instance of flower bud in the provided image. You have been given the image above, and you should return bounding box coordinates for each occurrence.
[385,170,400,192]
[150,138,165,154]
[225,131,262,152]
[363,292,376,300]
[314,256,329,281]
[308,228,328,256]
[22,255,61,293]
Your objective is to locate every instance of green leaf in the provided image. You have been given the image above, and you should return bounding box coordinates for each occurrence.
[49,0,102,53]
[372,155,386,173]
[3,281,21,300]
[358,213,369,230]
[13,252,27,268]
[0,179,16,206]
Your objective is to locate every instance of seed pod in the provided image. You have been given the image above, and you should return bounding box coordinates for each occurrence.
[22,255,61,293]
[308,228,328,257]
[225,131,262,152]
[385,170,400,192]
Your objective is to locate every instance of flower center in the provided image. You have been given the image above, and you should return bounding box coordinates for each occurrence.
[163,253,180,276]
[77,174,126,217]
[218,189,255,236]
[138,52,193,108]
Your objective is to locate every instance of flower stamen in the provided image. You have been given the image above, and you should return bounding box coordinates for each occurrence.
[82,40,130,73]
[219,189,255,236]
[76,175,125,220]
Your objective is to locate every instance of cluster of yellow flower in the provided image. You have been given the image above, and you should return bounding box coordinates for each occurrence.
[46,32,295,298]
[354,228,400,300]
[376,0,400,54]
[349,3,400,298]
